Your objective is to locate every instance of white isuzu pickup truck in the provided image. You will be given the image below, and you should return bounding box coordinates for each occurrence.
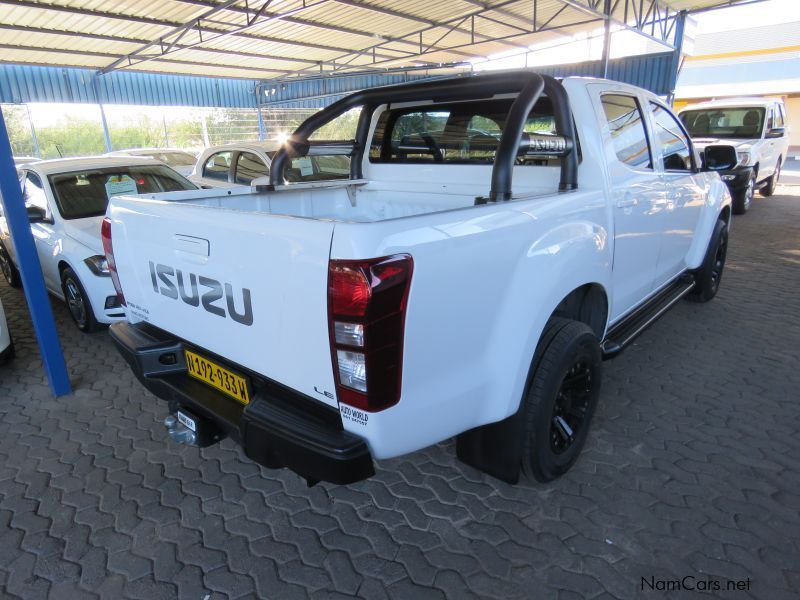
[105,72,736,485]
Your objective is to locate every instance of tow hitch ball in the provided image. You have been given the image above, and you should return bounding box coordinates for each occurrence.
[163,408,221,447]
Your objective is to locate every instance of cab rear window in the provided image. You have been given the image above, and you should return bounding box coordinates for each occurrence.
[369,97,565,166]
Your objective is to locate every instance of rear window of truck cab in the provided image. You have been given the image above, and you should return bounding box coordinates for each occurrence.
[369,96,573,166]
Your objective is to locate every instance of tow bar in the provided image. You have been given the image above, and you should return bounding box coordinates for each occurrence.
[163,408,222,447]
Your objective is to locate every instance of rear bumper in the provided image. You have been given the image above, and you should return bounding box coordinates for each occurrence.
[109,321,374,485]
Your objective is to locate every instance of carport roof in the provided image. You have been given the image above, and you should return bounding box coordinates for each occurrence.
[0,0,755,81]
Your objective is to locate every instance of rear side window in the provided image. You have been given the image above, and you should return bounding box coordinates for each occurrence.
[650,103,693,172]
[234,152,268,185]
[203,151,232,181]
[369,97,567,166]
[601,94,652,169]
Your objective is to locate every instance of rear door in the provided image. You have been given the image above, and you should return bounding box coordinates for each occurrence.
[647,101,705,286]
[108,198,339,408]
[595,90,664,322]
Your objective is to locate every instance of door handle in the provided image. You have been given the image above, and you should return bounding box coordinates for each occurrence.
[616,197,638,208]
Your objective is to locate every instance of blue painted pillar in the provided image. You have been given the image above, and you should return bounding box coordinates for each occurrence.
[668,11,688,105]
[0,110,71,396]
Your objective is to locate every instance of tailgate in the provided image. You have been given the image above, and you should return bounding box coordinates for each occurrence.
[107,199,338,408]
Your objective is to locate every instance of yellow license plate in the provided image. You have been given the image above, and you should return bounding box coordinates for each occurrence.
[184,349,251,405]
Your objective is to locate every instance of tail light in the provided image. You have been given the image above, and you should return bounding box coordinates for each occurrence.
[328,254,413,412]
[101,217,126,306]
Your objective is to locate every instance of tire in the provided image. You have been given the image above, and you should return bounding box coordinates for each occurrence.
[760,158,781,197]
[732,174,754,215]
[520,317,602,483]
[60,267,102,333]
[0,244,22,288]
[686,219,728,303]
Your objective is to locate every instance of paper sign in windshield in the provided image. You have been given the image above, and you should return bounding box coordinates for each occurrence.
[104,175,138,199]
[294,157,314,177]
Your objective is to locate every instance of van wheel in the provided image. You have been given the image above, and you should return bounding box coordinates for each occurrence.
[61,267,102,333]
[521,318,602,483]
[0,244,21,288]
[760,158,781,197]
[732,174,754,215]
[687,219,728,303]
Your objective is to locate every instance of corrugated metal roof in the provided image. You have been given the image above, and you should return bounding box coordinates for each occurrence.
[257,51,679,109]
[0,0,743,80]
[0,63,258,106]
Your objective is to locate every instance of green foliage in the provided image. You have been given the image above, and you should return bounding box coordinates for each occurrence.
[36,117,106,159]
[1,105,36,156]
[310,108,361,140]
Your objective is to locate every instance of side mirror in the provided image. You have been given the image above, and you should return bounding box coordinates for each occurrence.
[26,205,47,223]
[703,144,738,171]
[766,127,785,139]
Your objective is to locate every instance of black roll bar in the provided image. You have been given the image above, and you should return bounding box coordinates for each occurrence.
[268,71,578,200]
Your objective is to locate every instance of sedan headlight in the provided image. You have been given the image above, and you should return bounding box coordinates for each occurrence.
[736,151,751,167]
[84,255,110,276]
[721,174,736,182]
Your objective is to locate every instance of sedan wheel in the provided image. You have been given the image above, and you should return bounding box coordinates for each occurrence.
[60,267,102,333]
[64,277,87,329]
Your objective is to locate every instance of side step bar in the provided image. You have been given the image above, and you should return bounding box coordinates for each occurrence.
[601,275,696,360]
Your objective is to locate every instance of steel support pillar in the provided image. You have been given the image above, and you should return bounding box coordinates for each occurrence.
[0,110,71,396]
[601,0,612,78]
[668,10,688,105]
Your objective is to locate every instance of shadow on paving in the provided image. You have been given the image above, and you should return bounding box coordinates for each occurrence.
[0,188,798,599]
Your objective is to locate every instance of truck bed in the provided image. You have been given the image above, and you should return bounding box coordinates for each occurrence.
[135,173,562,223]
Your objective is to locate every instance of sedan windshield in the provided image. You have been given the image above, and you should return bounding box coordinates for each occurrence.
[680,107,765,139]
[49,165,196,220]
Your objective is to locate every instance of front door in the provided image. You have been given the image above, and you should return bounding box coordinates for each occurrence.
[647,102,705,287]
[22,172,60,293]
[596,91,664,322]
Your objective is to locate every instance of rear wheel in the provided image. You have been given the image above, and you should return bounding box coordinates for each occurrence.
[61,267,102,333]
[521,318,602,482]
[687,219,728,303]
[0,244,21,288]
[760,158,781,197]
[732,174,754,215]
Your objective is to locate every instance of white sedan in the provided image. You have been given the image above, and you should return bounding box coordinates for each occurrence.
[189,141,350,188]
[0,156,197,332]
[0,298,13,364]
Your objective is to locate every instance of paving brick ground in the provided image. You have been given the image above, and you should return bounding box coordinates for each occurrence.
[1,188,799,599]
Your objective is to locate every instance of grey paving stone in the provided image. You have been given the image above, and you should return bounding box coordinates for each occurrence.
[0,188,799,599]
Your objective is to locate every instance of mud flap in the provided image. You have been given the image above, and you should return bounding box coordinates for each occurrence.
[456,411,523,484]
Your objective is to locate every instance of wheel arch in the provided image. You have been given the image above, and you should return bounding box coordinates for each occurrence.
[456,281,608,483]
[551,283,609,340]
[719,204,731,227]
